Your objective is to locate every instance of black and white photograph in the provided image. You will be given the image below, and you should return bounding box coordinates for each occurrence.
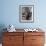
[19,5,34,23]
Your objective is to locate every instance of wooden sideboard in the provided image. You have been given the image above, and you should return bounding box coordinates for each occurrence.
[2,32,45,46]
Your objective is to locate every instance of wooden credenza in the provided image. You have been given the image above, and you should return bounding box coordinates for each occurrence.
[2,32,45,46]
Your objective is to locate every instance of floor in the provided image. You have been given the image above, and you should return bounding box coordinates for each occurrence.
[0,44,2,46]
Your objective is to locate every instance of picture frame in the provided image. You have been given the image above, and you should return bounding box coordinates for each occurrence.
[19,5,34,23]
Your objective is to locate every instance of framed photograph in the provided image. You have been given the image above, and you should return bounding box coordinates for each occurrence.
[19,5,34,23]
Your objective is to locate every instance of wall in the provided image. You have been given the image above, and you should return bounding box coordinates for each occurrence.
[0,0,46,29]
[0,0,46,44]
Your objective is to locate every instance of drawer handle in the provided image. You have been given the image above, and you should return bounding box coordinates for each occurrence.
[32,39,36,40]
[9,38,12,40]
[9,38,13,40]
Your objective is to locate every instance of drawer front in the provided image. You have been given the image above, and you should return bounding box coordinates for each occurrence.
[24,36,44,46]
[3,32,23,36]
[3,43,23,46]
[32,36,45,44]
[3,32,24,46]
[3,43,16,46]
[24,32,44,36]
[24,36,32,46]
[3,36,23,44]
[32,44,44,46]
[3,36,23,46]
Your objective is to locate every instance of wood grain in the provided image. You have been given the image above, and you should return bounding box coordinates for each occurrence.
[2,32,45,46]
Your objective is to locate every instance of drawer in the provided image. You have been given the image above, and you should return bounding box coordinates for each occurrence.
[3,42,15,46]
[24,32,44,36]
[24,36,32,40]
[3,36,23,44]
[24,36,32,45]
[3,43,23,46]
[3,36,23,41]
[3,37,23,46]
[3,36,15,44]
[3,36,9,44]
[31,44,44,46]
[32,36,45,44]
[3,32,23,36]
[24,35,44,45]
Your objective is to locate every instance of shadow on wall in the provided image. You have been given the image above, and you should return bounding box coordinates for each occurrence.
[0,24,7,43]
